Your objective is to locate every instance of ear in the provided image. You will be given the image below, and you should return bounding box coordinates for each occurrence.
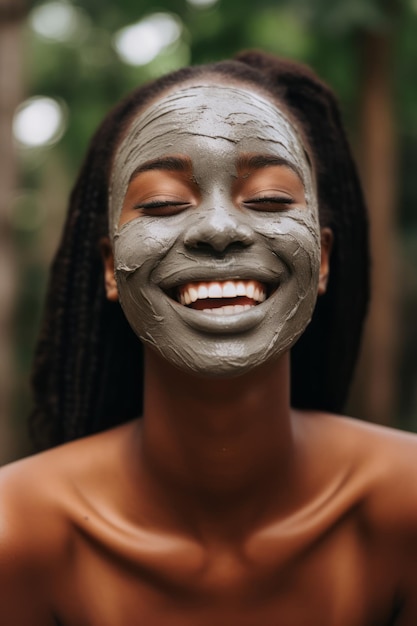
[318,227,333,296]
[99,237,118,302]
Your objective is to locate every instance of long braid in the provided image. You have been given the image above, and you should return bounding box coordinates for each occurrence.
[30,52,369,450]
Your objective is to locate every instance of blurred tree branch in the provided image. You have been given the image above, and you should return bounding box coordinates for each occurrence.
[0,0,27,463]
[354,27,398,425]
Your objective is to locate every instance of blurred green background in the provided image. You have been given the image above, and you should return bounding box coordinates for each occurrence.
[1,0,417,464]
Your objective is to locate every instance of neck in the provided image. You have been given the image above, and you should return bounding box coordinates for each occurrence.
[131,349,299,543]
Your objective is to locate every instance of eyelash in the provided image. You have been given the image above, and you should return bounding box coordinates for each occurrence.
[244,196,294,211]
[134,196,294,216]
[135,200,191,215]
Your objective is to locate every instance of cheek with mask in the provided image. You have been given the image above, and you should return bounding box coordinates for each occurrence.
[109,84,321,377]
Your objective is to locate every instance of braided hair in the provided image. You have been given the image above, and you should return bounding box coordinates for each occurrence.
[30,50,369,450]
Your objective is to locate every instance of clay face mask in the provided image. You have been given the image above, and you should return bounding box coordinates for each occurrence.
[109,84,321,376]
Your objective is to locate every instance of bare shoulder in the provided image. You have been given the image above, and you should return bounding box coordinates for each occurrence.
[305,413,417,624]
[304,412,417,498]
[300,410,417,535]
[0,420,135,625]
[0,446,69,624]
[0,452,65,562]
[0,419,135,539]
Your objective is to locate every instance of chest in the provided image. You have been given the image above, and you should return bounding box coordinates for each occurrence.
[53,520,396,626]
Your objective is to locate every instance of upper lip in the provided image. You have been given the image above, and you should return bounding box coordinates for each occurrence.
[156,264,284,293]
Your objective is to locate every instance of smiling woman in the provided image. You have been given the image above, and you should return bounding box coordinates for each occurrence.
[107,84,322,376]
[1,50,417,626]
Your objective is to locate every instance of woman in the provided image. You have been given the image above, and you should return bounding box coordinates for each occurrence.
[1,50,416,625]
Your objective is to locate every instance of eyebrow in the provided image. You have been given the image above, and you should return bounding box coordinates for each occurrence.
[236,154,303,180]
[129,155,192,182]
[128,153,304,184]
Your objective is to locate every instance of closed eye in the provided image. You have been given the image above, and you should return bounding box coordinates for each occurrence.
[243,196,295,212]
[135,200,191,216]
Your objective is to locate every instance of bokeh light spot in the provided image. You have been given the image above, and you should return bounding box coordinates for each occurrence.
[13,97,67,148]
[113,13,182,66]
[30,1,86,43]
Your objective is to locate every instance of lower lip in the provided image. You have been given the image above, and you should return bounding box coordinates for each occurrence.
[169,297,269,335]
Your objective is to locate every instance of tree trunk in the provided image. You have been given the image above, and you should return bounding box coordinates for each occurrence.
[0,0,26,464]
[352,30,398,425]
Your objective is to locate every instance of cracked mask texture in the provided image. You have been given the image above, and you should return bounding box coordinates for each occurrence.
[109,85,321,376]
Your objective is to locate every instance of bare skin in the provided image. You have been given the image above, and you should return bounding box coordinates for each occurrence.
[2,354,417,625]
[2,82,417,625]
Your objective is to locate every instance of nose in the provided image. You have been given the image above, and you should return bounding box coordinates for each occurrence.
[184,204,255,253]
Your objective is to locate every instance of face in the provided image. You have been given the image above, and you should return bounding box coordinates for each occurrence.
[106,83,326,377]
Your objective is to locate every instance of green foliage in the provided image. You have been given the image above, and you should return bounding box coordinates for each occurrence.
[24,0,405,176]
[290,0,391,34]
[13,0,417,431]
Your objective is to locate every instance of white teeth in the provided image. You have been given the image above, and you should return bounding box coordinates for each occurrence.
[198,285,209,299]
[202,304,253,315]
[178,280,267,308]
[246,283,255,299]
[189,286,198,303]
[208,283,222,298]
[222,281,237,298]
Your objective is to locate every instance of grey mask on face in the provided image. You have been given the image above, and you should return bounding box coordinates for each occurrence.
[109,84,321,377]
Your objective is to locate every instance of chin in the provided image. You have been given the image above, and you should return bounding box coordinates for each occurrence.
[152,337,295,380]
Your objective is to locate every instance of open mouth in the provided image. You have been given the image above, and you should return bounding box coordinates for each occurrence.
[176,280,269,315]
